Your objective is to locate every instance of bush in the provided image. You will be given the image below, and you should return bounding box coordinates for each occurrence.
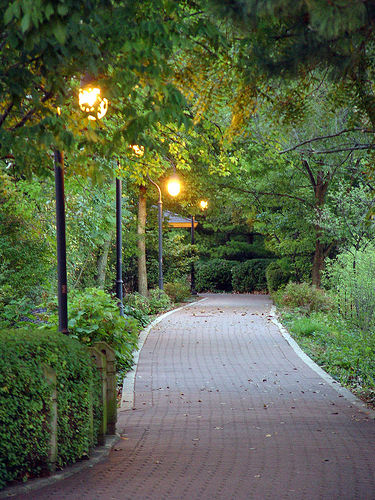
[124,292,151,316]
[274,282,333,313]
[164,281,191,302]
[48,288,139,372]
[148,288,172,313]
[324,245,375,331]
[266,260,292,292]
[0,328,101,488]
[195,259,237,292]
[232,259,273,292]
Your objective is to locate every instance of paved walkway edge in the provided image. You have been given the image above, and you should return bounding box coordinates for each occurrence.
[270,305,375,418]
[0,435,120,499]
[121,298,208,411]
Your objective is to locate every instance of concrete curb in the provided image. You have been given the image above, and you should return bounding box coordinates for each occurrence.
[0,435,120,498]
[269,305,375,418]
[121,298,208,411]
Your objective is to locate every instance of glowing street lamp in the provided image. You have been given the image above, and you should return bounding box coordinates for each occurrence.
[149,174,180,290]
[167,176,181,197]
[78,85,108,121]
[200,200,208,210]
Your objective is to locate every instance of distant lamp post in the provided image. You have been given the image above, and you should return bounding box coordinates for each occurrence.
[190,200,208,295]
[149,175,180,290]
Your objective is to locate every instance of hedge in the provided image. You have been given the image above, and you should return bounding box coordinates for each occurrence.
[0,328,101,489]
[266,260,292,292]
[232,259,273,292]
[195,259,238,292]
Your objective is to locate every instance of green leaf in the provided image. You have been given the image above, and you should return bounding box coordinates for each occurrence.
[52,21,66,44]
[57,4,69,16]
[44,3,54,20]
[20,12,31,33]
[4,5,15,24]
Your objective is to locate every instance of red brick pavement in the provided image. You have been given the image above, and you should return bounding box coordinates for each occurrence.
[15,294,375,499]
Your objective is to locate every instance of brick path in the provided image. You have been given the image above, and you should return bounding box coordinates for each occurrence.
[17,294,375,499]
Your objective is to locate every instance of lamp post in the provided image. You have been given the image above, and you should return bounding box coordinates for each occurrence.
[148,175,181,290]
[190,200,208,296]
[116,162,124,316]
[53,77,108,333]
[54,148,68,333]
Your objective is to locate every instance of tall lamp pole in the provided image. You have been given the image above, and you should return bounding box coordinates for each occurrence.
[190,215,197,295]
[51,76,109,333]
[116,163,124,316]
[190,200,208,296]
[148,178,164,290]
[54,149,68,333]
[148,175,181,291]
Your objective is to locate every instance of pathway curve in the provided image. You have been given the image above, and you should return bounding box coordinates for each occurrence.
[18,294,375,499]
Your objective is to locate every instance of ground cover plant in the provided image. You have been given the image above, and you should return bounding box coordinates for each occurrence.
[275,283,375,408]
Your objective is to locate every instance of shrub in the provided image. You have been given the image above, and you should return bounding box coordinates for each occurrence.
[232,259,273,292]
[48,288,139,372]
[324,245,375,331]
[195,259,237,292]
[0,328,101,488]
[164,281,191,302]
[275,282,333,313]
[148,288,172,313]
[124,292,151,316]
[266,260,292,292]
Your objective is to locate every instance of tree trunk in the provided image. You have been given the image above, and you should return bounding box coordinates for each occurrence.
[96,234,112,289]
[311,170,329,287]
[311,234,325,287]
[137,185,148,296]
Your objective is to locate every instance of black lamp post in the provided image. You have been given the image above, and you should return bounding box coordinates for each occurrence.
[190,200,208,296]
[190,215,197,295]
[116,163,124,316]
[54,149,68,333]
[148,178,164,290]
[148,175,181,291]
[53,77,109,334]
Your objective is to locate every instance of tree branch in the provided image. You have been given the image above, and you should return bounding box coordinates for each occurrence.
[0,101,14,128]
[280,128,375,154]
[10,91,54,131]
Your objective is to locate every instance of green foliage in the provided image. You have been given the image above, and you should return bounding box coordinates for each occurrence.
[148,288,172,314]
[48,288,139,371]
[274,282,333,314]
[231,259,272,292]
[164,281,191,303]
[281,311,375,400]
[0,171,54,318]
[324,244,375,331]
[266,260,292,292]
[0,328,101,488]
[124,292,151,316]
[195,259,237,292]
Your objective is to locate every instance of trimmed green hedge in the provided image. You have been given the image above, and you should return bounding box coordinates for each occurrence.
[0,328,101,489]
[195,259,238,292]
[266,260,292,292]
[232,259,273,292]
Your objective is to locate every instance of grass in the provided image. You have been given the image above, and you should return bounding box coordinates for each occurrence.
[279,310,375,408]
